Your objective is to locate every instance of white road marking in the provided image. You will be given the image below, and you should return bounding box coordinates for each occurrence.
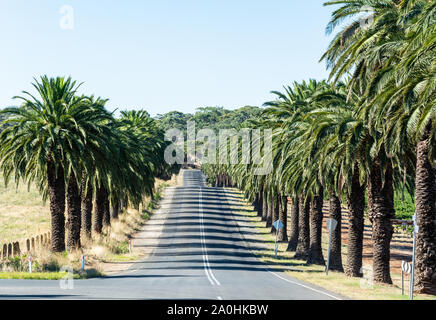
[266,270,342,300]
[217,296,223,300]
[199,186,221,286]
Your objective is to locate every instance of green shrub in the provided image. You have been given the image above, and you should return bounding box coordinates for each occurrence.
[394,192,415,220]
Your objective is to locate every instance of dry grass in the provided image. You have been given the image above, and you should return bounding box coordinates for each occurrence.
[0,173,179,278]
[0,175,50,243]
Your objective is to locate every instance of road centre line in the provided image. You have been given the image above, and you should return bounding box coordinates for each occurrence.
[199,187,221,286]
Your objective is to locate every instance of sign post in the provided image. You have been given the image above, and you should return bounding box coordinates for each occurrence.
[325,218,338,276]
[409,215,419,300]
[272,220,284,259]
[401,260,412,296]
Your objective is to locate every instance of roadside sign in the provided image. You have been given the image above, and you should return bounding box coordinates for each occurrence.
[273,220,284,231]
[326,218,338,231]
[402,261,412,274]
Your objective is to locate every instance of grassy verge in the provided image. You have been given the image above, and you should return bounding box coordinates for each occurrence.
[230,189,435,300]
[0,271,80,280]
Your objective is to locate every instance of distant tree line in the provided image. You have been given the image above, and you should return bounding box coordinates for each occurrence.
[155,106,262,135]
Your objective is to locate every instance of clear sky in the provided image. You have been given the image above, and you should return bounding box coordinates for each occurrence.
[0,0,334,116]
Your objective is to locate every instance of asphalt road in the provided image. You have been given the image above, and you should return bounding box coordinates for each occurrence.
[0,170,342,300]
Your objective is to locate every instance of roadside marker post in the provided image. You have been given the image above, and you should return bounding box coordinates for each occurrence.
[82,254,85,271]
[28,256,32,274]
[409,215,419,300]
[272,220,285,259]
[325,218,338,276]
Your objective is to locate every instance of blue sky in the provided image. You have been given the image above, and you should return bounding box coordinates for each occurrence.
[0,0,334,116]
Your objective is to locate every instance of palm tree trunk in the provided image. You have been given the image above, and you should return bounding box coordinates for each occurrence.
[110,199,119,220]
[367,156,394,284]
[121,193,128,212]
[415,121,436,294]
[253,193,260,216]
[271,195,280,233]
[345,165,365,277]
[278,196,288,242]
[329,192,343,272]
[67,171,81,251]
[94,185,107,234]
[119,191,125,212]
[295,196,310,260]
[261,191,268,222]
[81,179,93,239]
[287,196,299,251]
[257,192,263,217]
[47,157,66,253]
[103,192,111,228]
[308,187,325,265]
[266,193,273,228]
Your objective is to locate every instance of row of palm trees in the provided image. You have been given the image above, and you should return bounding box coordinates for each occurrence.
[0,76,179,253]
[204,0,436,294]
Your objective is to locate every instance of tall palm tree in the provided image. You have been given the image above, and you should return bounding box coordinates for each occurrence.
[309,82,366,274]
[321,0,406,284]
[364,1,436,292]
[1,76,86,252]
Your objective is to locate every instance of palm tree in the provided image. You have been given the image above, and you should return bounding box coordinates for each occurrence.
[321,0,406,284]
[267,80,328,265]
[78,96,114,239]
[308,82,366,273]
[1,76,86,252]
[364,1,436,292]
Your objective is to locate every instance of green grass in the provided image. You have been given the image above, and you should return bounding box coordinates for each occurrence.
[0,271,81,280]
